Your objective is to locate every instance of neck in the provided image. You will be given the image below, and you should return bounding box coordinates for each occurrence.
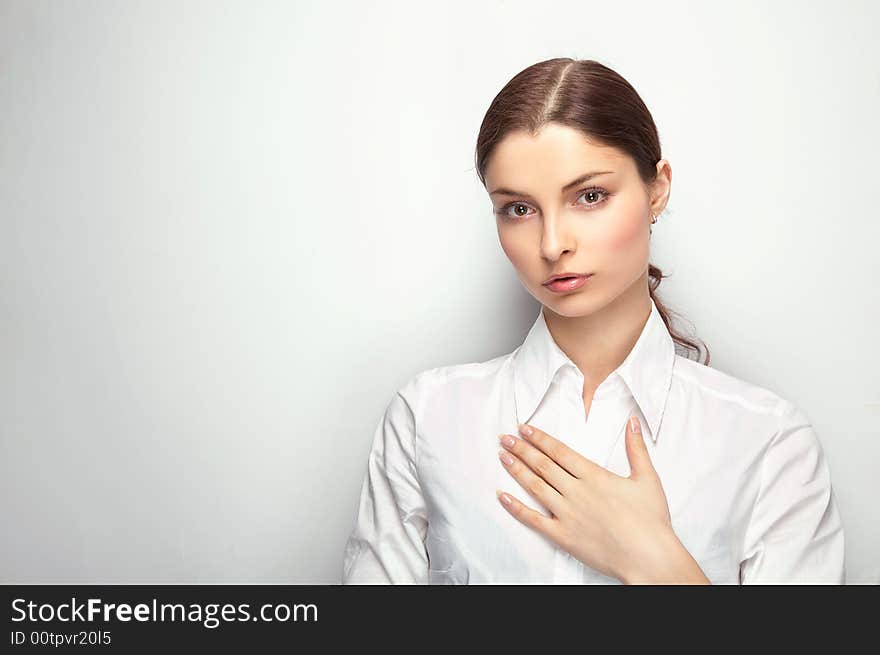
[542,272,652,390]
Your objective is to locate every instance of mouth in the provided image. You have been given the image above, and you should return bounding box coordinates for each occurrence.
[542,273,594,293]
[542,273,592,286]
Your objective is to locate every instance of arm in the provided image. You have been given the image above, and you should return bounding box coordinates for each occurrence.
[619,527,712,584]
[739,402,846,584]
[342,389,429,584]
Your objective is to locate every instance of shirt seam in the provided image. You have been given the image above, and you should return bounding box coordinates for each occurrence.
[672,368,789,417]
[742,399,791,570]
[395,389,422,480]
[417,355,515,386]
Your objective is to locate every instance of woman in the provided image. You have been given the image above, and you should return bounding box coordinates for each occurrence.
[341,58,845,584]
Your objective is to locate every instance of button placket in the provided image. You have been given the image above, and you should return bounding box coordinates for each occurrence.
[548,373,588,583]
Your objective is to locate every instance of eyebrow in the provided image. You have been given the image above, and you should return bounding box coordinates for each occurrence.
[488,170,616,198]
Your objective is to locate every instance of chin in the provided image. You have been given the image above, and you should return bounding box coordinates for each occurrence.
[539,292,607,318]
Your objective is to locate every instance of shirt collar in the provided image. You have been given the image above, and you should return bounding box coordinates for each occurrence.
[512,297,675,444]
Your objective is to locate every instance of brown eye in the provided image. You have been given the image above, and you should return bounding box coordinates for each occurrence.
[577,187,609,207]
[497,202,535,221]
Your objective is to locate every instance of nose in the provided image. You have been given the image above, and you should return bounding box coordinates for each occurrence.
[539,210,576,261]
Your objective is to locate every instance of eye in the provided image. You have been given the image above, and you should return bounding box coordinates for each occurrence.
[496,186,611,221]
[576,187,610,207]
[497,202,535,220]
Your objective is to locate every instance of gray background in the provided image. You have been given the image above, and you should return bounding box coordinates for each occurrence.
[1,0,877,583]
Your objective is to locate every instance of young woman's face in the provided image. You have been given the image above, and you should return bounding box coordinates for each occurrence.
[484,123,669,317]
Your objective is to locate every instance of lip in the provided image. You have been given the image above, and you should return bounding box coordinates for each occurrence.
[542,273,593,293]
[542,271,592,285]
[543,271,592,284]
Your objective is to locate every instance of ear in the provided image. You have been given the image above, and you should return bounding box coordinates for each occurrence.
[649,158,672,216]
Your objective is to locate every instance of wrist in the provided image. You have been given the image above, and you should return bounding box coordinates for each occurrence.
[619,528,712,585]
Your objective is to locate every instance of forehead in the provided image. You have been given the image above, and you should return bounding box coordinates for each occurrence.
[484,123,633,189]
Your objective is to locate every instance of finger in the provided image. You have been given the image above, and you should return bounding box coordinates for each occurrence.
[496,488,563,542]
[497,447,567,517]
[517,423,608,481]
[499,432,575,495]
[624,415,654,480]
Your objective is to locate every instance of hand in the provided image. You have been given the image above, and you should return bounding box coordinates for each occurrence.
[496,417,710,584]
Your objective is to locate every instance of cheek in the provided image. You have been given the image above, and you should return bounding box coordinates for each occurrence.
[605,214,645,250]
[498,227,531,270]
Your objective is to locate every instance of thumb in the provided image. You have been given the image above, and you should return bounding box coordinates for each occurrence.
[625,415,651,479]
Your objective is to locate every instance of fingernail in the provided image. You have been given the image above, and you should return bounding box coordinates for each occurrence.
[496,489,513,505]
[518,424,533,437]
[500,434,516,447]
[629,416,640,432]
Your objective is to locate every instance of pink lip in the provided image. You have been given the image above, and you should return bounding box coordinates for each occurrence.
[542,274,593,293]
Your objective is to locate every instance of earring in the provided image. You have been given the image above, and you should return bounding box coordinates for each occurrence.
[650,213,657,235]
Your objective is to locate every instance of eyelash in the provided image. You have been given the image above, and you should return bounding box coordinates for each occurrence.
[496,186,611,221]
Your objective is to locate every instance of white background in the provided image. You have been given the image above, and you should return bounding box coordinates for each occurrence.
[1,0,877,583]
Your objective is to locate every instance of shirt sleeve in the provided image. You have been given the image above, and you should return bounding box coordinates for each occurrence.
[341,388,429,584]
[739,401,846,584]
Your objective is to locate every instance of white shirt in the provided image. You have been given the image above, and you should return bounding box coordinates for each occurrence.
[342,297,845,584]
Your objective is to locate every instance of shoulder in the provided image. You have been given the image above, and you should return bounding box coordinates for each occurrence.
[671,356,830,471]
[671,354,795,420]
[397,351,514,417]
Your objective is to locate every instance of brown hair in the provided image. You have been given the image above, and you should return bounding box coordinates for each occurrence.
[474,57,710,365]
